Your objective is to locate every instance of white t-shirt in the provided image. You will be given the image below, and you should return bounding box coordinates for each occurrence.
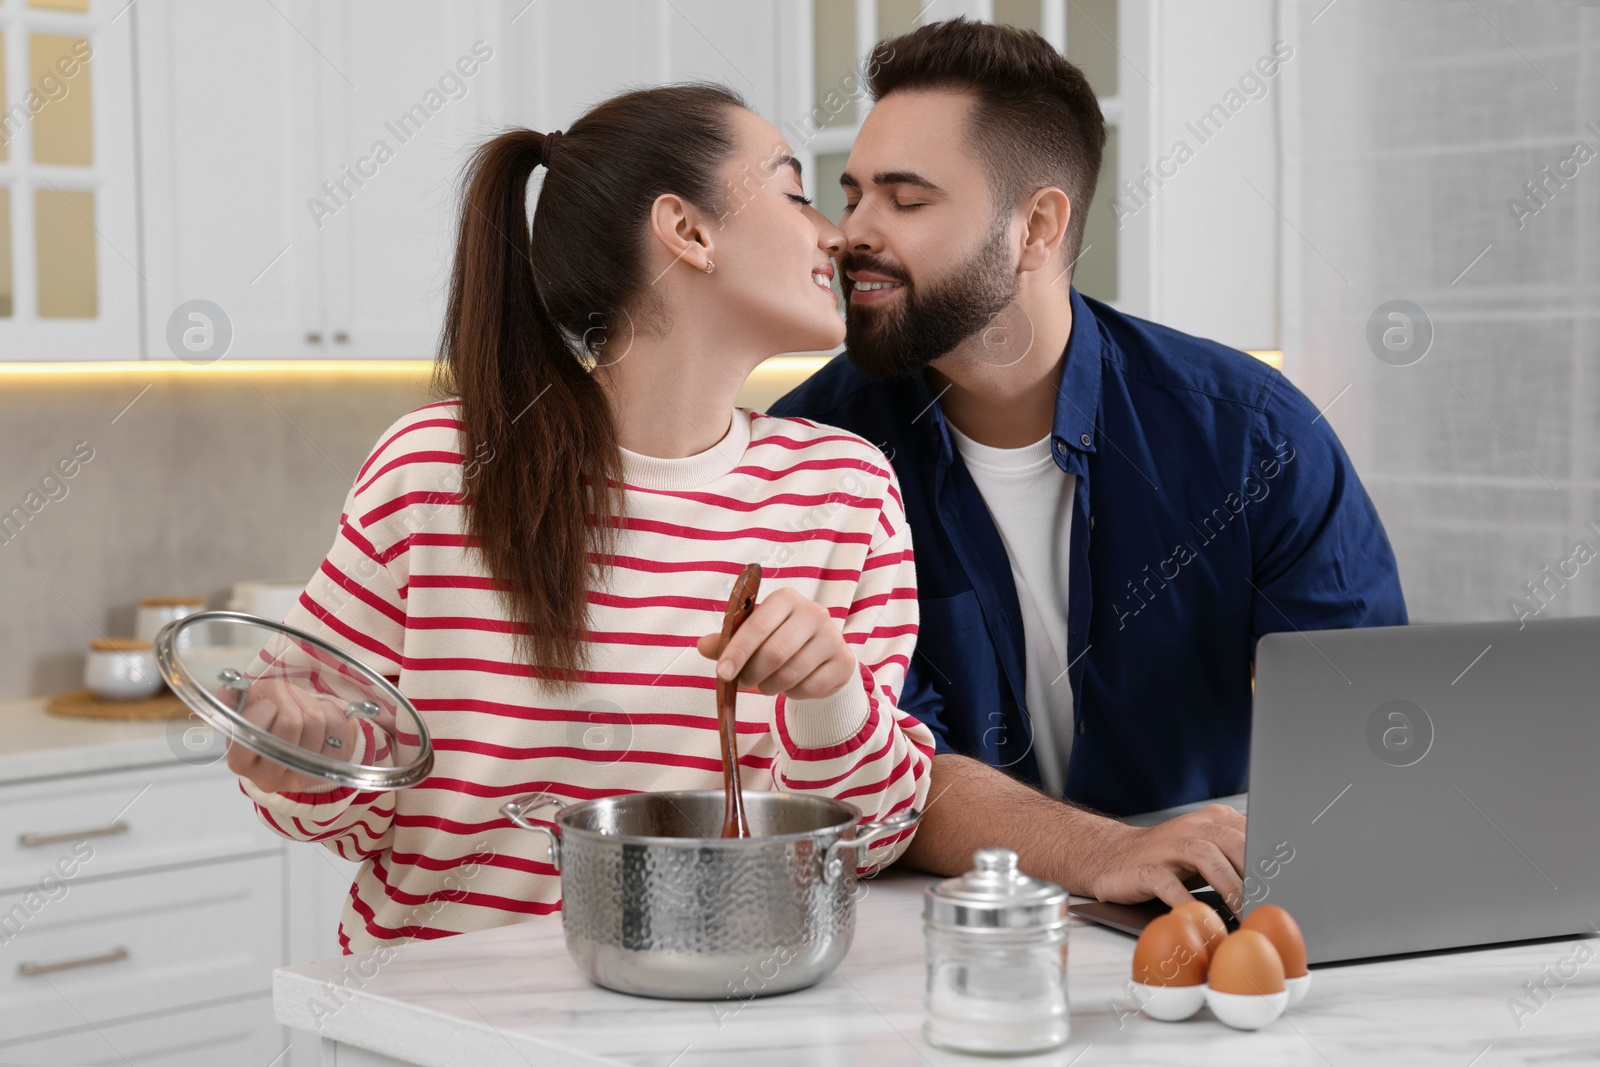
[945,420,1076,796]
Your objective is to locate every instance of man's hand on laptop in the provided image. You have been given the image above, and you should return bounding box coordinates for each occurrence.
[896,756,1249,917]
[1084,803,1247,917]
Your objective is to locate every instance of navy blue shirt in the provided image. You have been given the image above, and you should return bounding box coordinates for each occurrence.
[770,287,1407,816]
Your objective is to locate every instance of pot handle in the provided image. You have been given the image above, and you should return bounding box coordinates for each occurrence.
[823,807,922,884]
[500,792,567,872]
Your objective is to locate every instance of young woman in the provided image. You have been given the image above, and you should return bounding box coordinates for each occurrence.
[228,84,934,954]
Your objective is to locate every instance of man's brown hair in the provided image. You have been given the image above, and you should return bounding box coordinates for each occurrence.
[866,17,1106,276]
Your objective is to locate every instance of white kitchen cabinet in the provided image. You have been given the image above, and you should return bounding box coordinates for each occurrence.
[134,0,792,362]
[312,3,505,361]
[0,852,283,1044]
[0,759,294,1058]
[33,0,1281,362]
[285,831,365,1067]
[0,757,277,890]
[138,0,497,361]
[0,992,286,1066]
[135,0,327,361]
[0,705,364,1067]
[0,0,142,360]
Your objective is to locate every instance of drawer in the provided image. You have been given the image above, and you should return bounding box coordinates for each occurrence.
[0,761,283,892]
[0,991,285,1066]
[0,852,283,1043]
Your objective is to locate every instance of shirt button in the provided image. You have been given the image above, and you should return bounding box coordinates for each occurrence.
[1053,438,1066,454]
[1076,720,1087,736]
[1079,432,1093,448]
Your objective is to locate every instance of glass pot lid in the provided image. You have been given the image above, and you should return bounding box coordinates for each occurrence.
[153,610,433,791]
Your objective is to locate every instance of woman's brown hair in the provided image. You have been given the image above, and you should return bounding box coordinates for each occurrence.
[433,84,745,687]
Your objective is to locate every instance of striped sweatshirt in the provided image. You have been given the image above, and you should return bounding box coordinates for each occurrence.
[239,399,934,955]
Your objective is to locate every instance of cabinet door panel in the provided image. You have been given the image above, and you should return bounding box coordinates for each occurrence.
[663,0,782,119]
[138,0,325,360]
[0,762,283,893]
[533,0,665,126]
[0,991,285,1066]
[137,0,795,361]
[0,0,142,359]
[0,853,283,1043]
[316,2,502,360]
[319,0,789,361]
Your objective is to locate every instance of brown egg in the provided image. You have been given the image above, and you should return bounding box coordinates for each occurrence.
[1241,905,1308,978]
[1207,929,1286,995]
[1171,900,1228,960]
[1132,914,1209,987]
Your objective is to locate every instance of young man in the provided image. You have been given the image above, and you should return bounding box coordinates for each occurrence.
[772,18,1407,914]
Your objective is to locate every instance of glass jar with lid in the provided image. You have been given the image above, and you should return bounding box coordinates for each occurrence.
[923,847,1070,1054]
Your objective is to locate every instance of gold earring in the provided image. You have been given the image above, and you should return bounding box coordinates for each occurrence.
[703,259,715,274]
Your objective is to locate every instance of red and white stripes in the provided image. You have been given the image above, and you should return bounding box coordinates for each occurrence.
[239,401,933,955]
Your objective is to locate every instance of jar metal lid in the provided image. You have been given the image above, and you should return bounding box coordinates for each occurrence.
[924,847,1070,931]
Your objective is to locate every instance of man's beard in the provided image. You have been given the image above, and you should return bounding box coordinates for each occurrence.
[843,218,1019,382]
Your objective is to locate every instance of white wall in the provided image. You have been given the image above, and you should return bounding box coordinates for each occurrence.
[1283,0,1600,624]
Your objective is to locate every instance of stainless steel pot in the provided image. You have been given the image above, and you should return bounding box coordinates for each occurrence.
[501,789,920,999]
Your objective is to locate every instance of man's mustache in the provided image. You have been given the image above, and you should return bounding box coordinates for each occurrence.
[838,254,912,289]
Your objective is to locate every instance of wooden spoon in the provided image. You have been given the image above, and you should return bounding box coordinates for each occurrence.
[716,563,761,838]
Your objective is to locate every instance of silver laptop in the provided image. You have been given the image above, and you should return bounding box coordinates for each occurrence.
[1246,615,1600,964]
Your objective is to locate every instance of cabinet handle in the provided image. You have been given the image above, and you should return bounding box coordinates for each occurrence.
[333,331,349,344]
[19,946,130,977]
[306,331,323,344]
[18,820,130,847]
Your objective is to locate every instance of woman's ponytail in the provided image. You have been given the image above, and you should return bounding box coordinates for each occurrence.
[434,128,622,688]
[432,86,744,686]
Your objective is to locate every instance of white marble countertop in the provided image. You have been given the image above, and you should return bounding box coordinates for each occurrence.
[275,861,1598,1066]
[0,697,189,784]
